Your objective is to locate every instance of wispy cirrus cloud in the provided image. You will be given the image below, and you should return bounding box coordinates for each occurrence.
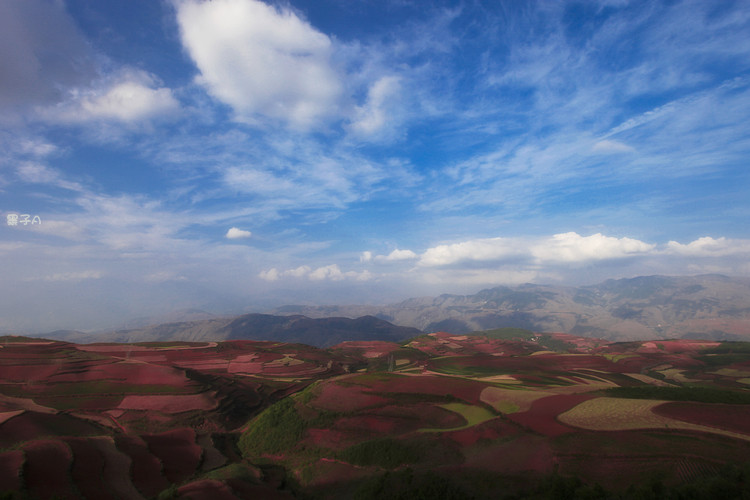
[39,69,180,125]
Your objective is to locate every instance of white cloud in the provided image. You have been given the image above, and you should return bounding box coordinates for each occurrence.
[370,248,418,263]
[665,237,750,257]
[419,268,541,287]
[15,162,84,192]
[259,264,371,282]
[224,167,296,195]
[40,70,179,124]
[285,266,313,278]
[360,251,373,263]
[417,233,655,268]
[419,237,524,267]
[17,139,58,158]
[592,139,635,154]
[225,227,252,239]
[29,270,103,283]
[350,76,402,137]
[309,264,345,281]
[29,220,88,241]
[531,233,655,263]
[176,0,342,129]
[144,271,188,283]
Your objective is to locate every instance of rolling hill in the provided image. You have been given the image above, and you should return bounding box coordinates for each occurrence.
[3,332,750,498]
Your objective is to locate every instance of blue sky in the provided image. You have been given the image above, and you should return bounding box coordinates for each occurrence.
[2,0,750,332]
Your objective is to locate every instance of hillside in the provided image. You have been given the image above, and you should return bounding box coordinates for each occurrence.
[2,333,750,498]
[274,274,750,341]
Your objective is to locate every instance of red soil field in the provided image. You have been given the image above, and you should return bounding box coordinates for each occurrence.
[0,450,23,493]
[77,344,161,353]
[464,433,554,475]
[303,458,374,490]
[89,436,144,500]
[118,392,217,413]
[359,374,487,405]
[335,413,417,437]
[23,439,76,500]
[197,433,228,472]
[84,360,191,386]
[114,434,170,497]
[142,428,203,484]
[0,409,24,425]
[643,340,721,353]
[306,427,349,448]
[370,402,467,430]
[0,411,102,448]
[507,393,594,437]
[173,360,231,371]
[225,477,297,499]
[227,362,264,374]
[653,402,750,435]
[64,437,117,500]
[0,363,62,381]
[311,382,391,412]
[178,478,241,500]
[332,341,402,358]
[447,419,506,447]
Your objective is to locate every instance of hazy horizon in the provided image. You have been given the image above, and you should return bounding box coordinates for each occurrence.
[2,0,750,333]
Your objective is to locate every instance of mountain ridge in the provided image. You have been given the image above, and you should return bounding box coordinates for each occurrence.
[271,274,750,341]
[34,274,750,344]
[41,313,422,348]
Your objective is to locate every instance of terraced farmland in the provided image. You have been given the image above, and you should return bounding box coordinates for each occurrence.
[1,333,750,498]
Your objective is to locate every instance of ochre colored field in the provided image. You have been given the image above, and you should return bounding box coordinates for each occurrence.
[507,394,594,436]
[558,397,750,441]
[622,372,676,387]
[420,402,496,432]
[480,387,553,414]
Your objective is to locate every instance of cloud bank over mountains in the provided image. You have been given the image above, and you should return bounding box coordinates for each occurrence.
[261,234,750,287]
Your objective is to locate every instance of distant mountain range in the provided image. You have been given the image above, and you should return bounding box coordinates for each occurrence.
[39,275,750,344]
[44,314,422,348]
[273,274,750,341]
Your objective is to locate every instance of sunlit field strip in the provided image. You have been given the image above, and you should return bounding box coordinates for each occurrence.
[480,386,553,414]
[419,403,496,432]
[558,397,750,442]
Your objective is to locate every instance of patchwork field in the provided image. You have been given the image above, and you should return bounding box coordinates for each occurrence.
[2,332,750,498]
